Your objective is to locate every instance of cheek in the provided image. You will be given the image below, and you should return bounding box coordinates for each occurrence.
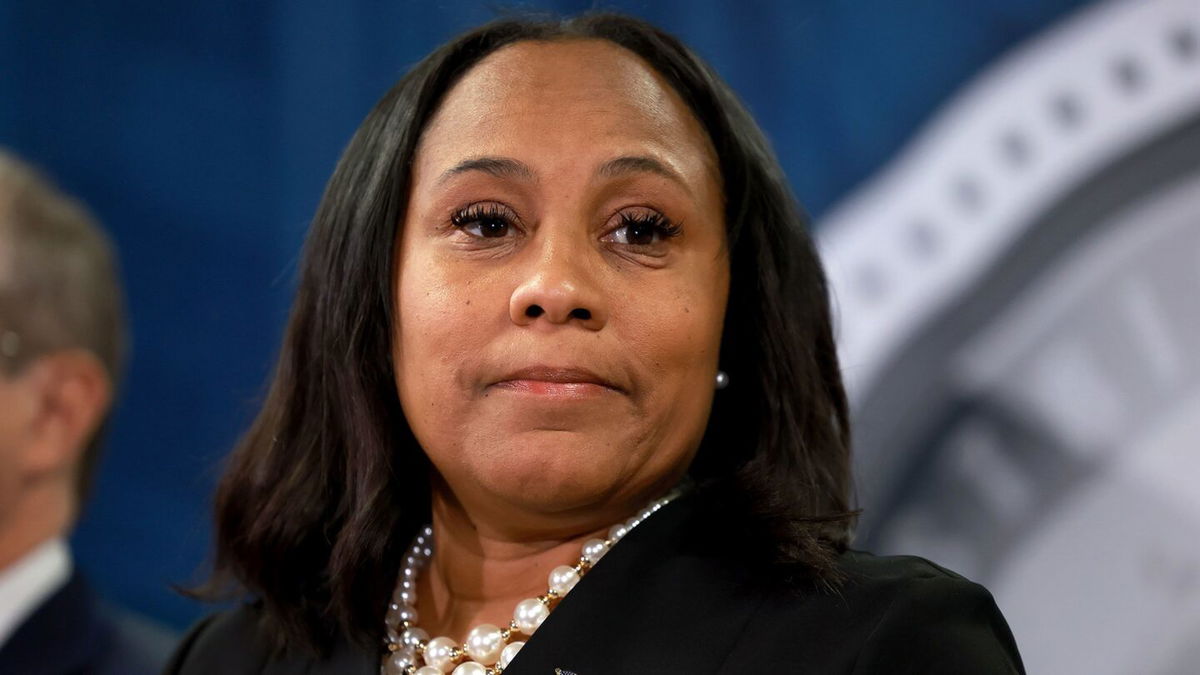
[396,254,477,387]
[0,388,31,449]
[393,254,483,471]
[624,267,728,376]
[398,263,460,356]
[393,244,521,435]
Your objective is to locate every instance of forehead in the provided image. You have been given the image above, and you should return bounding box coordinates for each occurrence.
[414,39,718,182]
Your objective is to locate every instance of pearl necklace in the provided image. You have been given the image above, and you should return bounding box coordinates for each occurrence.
[381,489,684,675]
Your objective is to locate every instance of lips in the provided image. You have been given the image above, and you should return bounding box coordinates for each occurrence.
[491,366,623,394]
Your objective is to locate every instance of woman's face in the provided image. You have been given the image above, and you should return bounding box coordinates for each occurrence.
[393,39,729,526]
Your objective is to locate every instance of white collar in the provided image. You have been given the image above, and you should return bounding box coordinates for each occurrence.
[0,538,72,650]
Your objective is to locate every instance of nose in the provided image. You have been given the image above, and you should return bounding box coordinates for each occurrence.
[508,240,606,331]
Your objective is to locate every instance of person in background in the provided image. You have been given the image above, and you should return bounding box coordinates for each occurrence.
[0,149,158,675]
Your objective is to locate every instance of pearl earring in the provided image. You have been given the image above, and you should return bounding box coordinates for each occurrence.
[715,370,729,390]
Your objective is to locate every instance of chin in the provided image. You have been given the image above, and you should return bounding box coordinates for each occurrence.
[472,432,635,511]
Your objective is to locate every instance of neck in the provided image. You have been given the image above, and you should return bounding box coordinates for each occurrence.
[416,487,616,639]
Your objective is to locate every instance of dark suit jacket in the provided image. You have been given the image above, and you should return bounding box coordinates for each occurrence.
[0,569,160,675]
[166,491,1025,674]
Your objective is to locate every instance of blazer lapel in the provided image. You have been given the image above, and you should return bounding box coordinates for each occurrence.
[501,493,767,675]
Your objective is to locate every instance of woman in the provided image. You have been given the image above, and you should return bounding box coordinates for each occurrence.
[168,13,1024,675]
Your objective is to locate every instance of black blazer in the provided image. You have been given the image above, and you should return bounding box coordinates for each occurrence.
[166,491,1025,674]
[0,569,160,675]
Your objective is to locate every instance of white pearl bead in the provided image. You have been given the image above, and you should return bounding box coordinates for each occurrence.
[625,516,641,530]
[513,597,549,634]
[463,623,504,665]
[451,662,486,675]
[393,588,416,606]
[402,626,429,650]
[415,667,443,675]
[498,641,525,668]
[386,603,418,627]
[581,538,608,563]
[423,636,458,671]
[548,565,580,595]
[608,523,628,541]
[383,648,417,674]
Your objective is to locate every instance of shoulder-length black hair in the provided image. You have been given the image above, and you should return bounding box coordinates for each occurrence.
[209,12,853,656]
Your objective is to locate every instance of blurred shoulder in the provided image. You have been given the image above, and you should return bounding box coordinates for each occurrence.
[836,550,1025,673]
[838,548,985,596]
[163,604,273,675]
[726,550,1025,673]
[164,603,375,675]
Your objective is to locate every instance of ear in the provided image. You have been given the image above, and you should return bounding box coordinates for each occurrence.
[23,349,113,479]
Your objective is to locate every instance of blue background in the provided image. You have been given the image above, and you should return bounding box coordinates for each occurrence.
[0,0,1089,629]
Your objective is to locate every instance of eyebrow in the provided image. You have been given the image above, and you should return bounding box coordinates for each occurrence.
[437,157,535,185]
[435,154,692,193]
[596,155,687,188]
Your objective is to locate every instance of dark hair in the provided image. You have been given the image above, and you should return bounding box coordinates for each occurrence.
[208,12,853,655]
[0,149,128,504]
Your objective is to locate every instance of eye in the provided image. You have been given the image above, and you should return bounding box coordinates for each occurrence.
[450,203,518,238]
[604,210,682,247]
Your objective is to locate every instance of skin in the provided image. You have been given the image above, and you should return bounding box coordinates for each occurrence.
[392,39,730,639]
[0,349,110,570]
